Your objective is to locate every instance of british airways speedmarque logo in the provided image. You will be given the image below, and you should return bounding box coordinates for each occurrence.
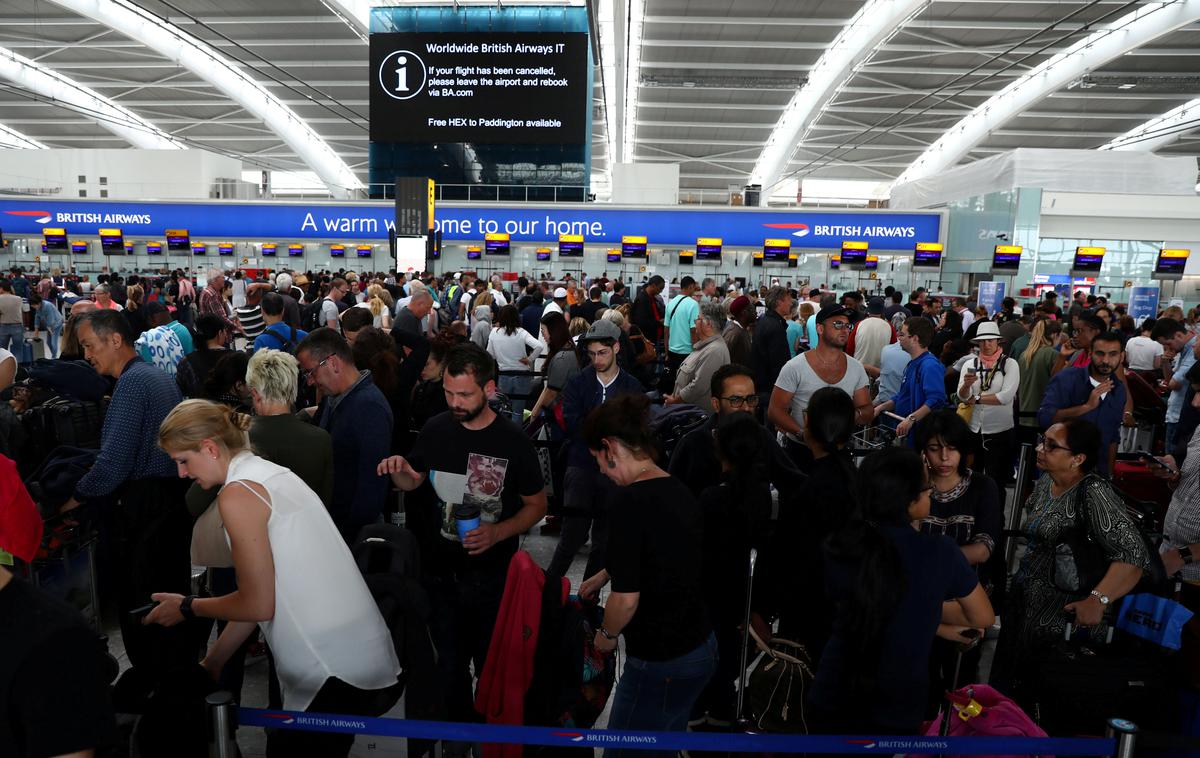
[763,222,810,238]
[5,210,51,224]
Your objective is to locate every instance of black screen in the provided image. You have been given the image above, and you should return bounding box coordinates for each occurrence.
[146,243,163,255]
[44,230,68,251]
[621,240,647,259]
[331,245,345,258]
[100,231,124,252]
[485,238,510,256]
[357,246,373,258]
[914,246,942,268]
[695,241,721,261]
[288,245,304,257]
[763,244,789,262]
[467,248,482,260]
[536,249,551,261]
[369,32,590,145]
[606,252,621,263]
[840,244,868,265]
[1072,248,1104,273]
[192,244,206,256]
[992,249,1021,270]
[262,244,277,257]
[218,245,234,256]
[1155,250,1188,275]
[558,240,583,257]
[166,230,190,251]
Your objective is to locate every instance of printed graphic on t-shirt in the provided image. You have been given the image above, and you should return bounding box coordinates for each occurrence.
[431,452,509,541]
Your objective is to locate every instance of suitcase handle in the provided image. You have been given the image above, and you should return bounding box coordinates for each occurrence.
[747,624,813,670]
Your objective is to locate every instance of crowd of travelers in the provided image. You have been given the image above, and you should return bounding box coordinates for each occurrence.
[2,262,1200,756]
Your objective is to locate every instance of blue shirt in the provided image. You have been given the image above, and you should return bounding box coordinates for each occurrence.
[75,358,181,499]
[253,322,309,353]
[892,350,947,419]
[33,303,62,332]
[806,316,819,350]
[876,341,911,405]
[1168,336,1198,423]
[664,294,699,355]
[1037,366,1127,475]
[785,320,805,358]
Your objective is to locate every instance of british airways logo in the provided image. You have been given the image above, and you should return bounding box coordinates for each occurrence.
[5,210,51,224]
[764,222,810,238]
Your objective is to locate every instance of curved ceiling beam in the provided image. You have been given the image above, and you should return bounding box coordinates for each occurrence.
[0,45,181,149]
[749,0,927,197]
[0,122,48,149]
[893,0,1200,187]
[317,0,369,41]
[1100,97,1200,151]
[49,0,363,197]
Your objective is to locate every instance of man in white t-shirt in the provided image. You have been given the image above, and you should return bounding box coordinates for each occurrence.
[1125,318,1164,371]
[769,305,873,468]
[542,287,568,318]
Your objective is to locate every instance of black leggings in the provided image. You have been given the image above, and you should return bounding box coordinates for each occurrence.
[265,677,403,758]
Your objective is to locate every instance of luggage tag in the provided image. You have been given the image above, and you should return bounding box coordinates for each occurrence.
[947,688,983,722]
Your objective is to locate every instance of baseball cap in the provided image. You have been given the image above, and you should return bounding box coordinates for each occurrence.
[0,456,42,563]
[867,297,884,315]
[553,287,568,299]
[729,295,752,318]
[580,319,622,344]
[816,304,854,324]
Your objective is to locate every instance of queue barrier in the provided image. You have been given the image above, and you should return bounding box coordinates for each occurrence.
[207,693,1140,758]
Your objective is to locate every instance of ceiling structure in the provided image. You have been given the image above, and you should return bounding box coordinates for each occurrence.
[0,0,1196,202]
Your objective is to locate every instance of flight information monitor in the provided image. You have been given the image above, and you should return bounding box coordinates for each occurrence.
[70,241,88,255]
[606,251,621,263]
[357,245,374,258]
[467,245,482,260]
[678,249,694,266]
[695,237,722,262]
[992,245,1022,272]
[484,232,510,256]
[261,243,277,257]
[166,229,190,251]
[1071,246,1105,276]
[1154,248,1189,280]
[830,254,841,269]
[146,242,163,255]
[865,255,879,270]
[840,241,868,266]
[99,228,124,252]
[536,248,552,261]
[288,244,304,257]
[621,235,647,259]
[330,244,346,258]
[914,242,942,268]
[191,242,206,256]
[43,227,68,252]
[218,243,234,257]
[558,234,584,257]
[763,238,791,263]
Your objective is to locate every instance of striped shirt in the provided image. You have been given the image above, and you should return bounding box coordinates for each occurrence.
[1163,427,1200,581]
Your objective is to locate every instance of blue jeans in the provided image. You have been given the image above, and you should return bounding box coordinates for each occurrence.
[44,324,61,358]
[605,632,718,758]
[1167,422,1179,452]
[0,323,23,355]
[499,373,531,423]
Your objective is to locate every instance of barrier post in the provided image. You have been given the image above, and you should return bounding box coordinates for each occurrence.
[1006,442,1035,569]
[735,548,757,728]
[207,691,238,758]
[1105,718,1137,758]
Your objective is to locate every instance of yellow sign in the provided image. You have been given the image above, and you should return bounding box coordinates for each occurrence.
[866,255,879,263]
[1160,248,1190,258]
[621,235,648,245]
[427,179,436,232]
[696,237,722,247]
[752,251,765,259]
[869,272,878,280]
[559,234,584,243]
[1076,246,1106,256]
[466,245,482,254]
[98,228,122,238]
[535,248,552,254]
[842,241,869,251]
[764,238,792,248]
[994,245,1022,255]
[484,232,510,242]
[788,253,799,260]
[831,253,842,263]
[678,250,694,257]
[915,242,943,252]
[42,228,66,236]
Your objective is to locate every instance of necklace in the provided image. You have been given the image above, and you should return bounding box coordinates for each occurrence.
[630,465,654,483]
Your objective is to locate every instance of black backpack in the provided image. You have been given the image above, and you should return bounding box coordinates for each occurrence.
[300,299,326,332]
[258,324,299,354]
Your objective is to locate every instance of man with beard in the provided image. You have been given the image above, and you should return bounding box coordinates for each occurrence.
[548,319,644,579]
[1038,330,1128,475]
[296,328,393,543]
[378,343,546,724]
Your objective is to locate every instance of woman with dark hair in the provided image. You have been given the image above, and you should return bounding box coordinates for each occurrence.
[992,419,1150,702]
[352,326,407,453]
[578,393,715,750]
[486,304,543,423]
[931,308,964,360]
[177,313,232,399]
[810,446,994,735]
[914,409,1003,712]
[527,311,581,437]
[408,329,461,431]
[203,351,251,412]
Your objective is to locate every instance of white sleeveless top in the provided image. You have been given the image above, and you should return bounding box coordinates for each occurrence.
[222,451,400,711]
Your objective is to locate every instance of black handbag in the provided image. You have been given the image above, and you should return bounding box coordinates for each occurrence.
[744,626,814,733]
[1050,475,1109,595]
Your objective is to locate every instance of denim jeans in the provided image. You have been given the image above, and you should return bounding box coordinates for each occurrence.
[498,373,531,423]
[0,323,23,355]
[44,324,61,358]
[1167,422,1179,453]
[605,632,718,758]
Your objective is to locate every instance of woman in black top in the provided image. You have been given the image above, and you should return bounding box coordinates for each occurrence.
[177,314,232,399]
[579,394,715,754]
[930,308,963,360]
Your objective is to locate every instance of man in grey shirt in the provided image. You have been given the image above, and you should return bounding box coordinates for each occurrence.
[394,288,433,337]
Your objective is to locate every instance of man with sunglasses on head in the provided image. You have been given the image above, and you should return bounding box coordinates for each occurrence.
[770,304,873,470]
[1038,329,1127,476]
[547,319,644,579]
[669,363,804,498]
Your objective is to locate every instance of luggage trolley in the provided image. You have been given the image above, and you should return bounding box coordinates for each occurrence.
[16,517,101,631]
[850,411,906,459]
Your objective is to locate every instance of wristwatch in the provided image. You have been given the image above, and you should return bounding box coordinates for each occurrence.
[1180,546,1194,565]
[598,626,617,641]
[180,595,197,621]
[1089,589,1111,606]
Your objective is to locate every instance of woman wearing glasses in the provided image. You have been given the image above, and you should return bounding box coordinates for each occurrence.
[991,419,1150,701]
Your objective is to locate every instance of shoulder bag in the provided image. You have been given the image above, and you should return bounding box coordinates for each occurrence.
[1050,475,1109,595]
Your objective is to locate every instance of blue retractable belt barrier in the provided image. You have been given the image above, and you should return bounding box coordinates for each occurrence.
[237,708,1117,755]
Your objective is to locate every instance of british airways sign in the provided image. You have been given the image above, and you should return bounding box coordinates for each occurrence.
[0,199,941,250]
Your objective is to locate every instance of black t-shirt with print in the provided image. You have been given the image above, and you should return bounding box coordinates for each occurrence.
[606,476,711,661]
[0,576,116,757]
[407,411,544,576]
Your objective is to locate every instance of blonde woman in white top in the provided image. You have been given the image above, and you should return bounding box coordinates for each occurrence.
[145,400,400,758]
[956,321,1021,487]
[356,283,393,330]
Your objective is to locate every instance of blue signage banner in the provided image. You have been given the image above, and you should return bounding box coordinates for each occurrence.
[0,199,941,249]
[1129,286,1160,323]
[977,281,1006,317]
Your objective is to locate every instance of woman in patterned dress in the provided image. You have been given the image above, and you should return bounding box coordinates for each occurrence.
[992,418,1150,698]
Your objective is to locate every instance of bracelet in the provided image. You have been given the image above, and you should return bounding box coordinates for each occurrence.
[598,626,617,641]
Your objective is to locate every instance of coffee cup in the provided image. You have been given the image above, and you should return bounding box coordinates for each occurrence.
[455,503,481,544]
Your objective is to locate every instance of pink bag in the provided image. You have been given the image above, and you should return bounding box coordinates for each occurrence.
[919,684,1050,758]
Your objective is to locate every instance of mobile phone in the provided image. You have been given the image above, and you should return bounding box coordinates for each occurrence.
[960,628,980,639]
[1139,452,1178,475]
[966,366,978,375]
[128,602,158,618]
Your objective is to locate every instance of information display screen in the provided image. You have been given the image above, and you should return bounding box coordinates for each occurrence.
[43,228,68,251]
[696,237,722,261]
[166,229,190,251]
[558,234,583,257]
[763,238,791,262]
[992,245,1022,271]
[1072,246,1105,274]
[124,242,133,254]
[218,243,234,257]
[467,246,482,260]
[1155,248,1189,276]
[146,243,163,255]
[261,243,277,257]
[830,254,840,269]
[606,251,621,263]
[288,244,304,257]
[357,245,374,258]
[369,32,590,145]
[865,255,879,270]
[331,244,346,258]
[678,250,694,266]
[70,241,88,255]
[99,228,124,252]
[914,242,942,268]
[485,232,510,256]
[840,241,868,266]
[191,242,206,256]
[621,235,647,259]
[536,248,552,261]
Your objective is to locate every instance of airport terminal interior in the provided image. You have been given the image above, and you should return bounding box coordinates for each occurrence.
[2,0,1200,755]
